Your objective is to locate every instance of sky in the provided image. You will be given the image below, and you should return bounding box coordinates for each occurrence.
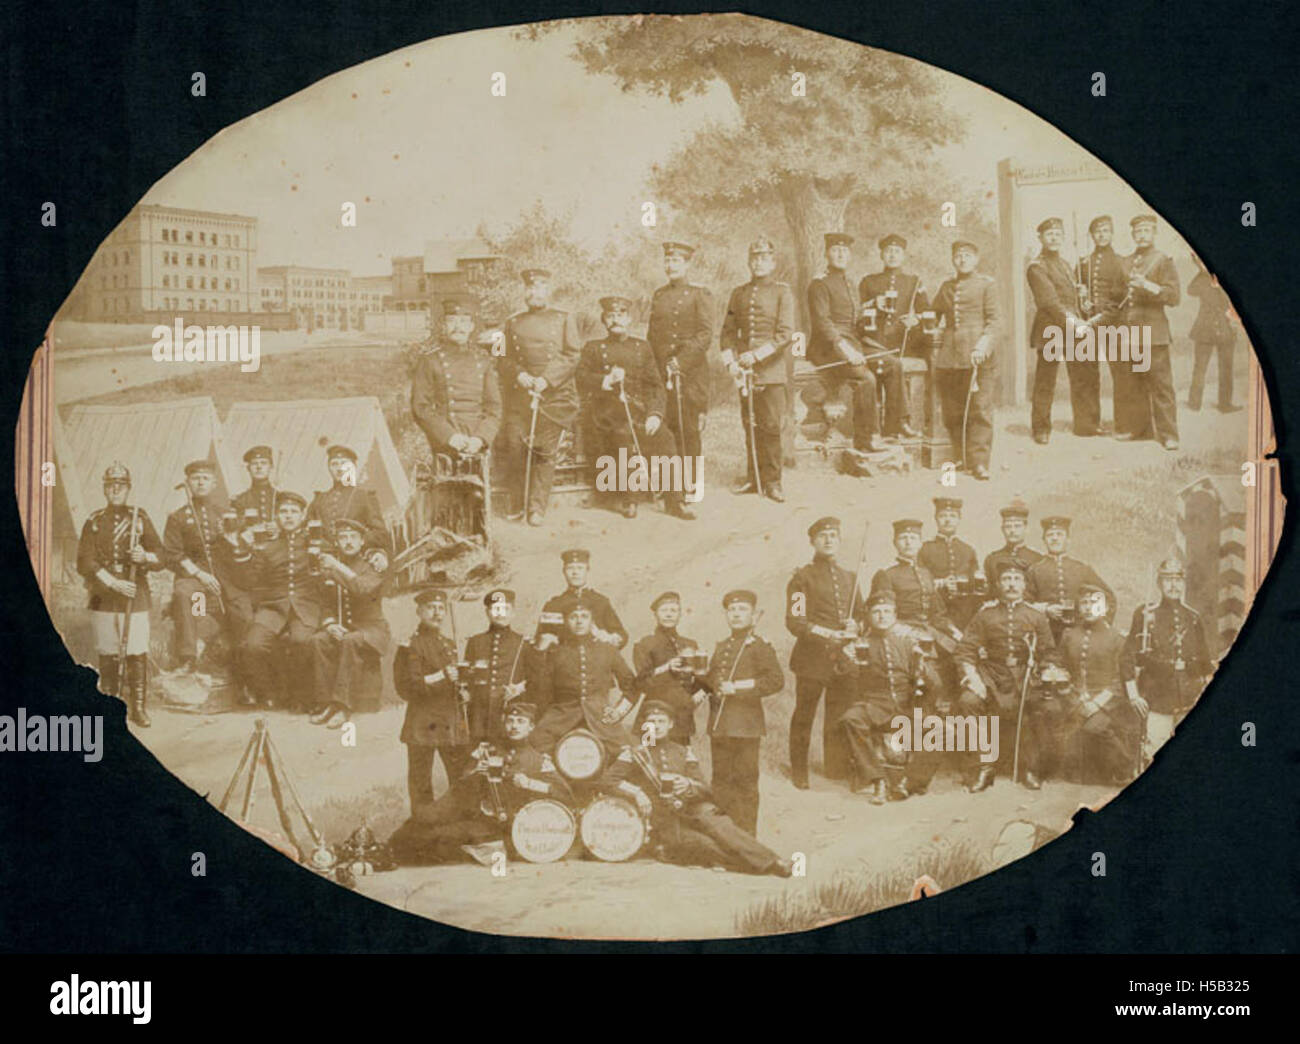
[139,17,1169,275]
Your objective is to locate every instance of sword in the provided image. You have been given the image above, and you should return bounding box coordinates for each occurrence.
[116,504,141,698]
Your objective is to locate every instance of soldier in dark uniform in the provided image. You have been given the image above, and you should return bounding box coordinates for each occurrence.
[1056,584,1144,784]
[308,517,391,728]
[703,590,784,836]
[605,701,792,876]
[1078,216,1129,433]
[858,233,925,436]
[232,490,322,711]
[410,299,502,458]
[76,462,165,726]
[869,519,959,651]
[807,232,894,453]
[1118,213,1181,449]
[647,242,713,464]
[785,516,859,788]
[499,268,582,526]
[577,295,693,519]
[1187,255,1241,413]
[1028,217,1099,441]
[983,499,1044,585]
[632,591,707,746]
[162,459,242,674]
[839,590,939,803]
[955,560,1058,792]
[1025,515,1115,640]
[388,701,569,864]
[929,241,998,479]
[720,236,796,501]
[306,444,388,550]
[530,604,639,756]
[919,496,982,630]
[535,548,628,652]
[463,588,529,743]
[1124,558,1213,758]
[397,588,472,811]
[231,445,278,531]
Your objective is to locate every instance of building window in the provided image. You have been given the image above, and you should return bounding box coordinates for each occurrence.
[199,232,205,245]
[199,255,205,268]
[186,277,193,289]
[198,300,205,311]
[224,279,230,291]
[186,254,193,266]
[162,276,169,288]
[186,231,193,243]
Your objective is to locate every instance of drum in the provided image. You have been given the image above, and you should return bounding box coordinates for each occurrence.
[509,799,576,864]
[554,728,605,781]
[579,795,647,862]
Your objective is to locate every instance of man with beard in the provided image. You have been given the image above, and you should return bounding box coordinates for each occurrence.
[919,496,982,630]
[308,517,391,728]
[76,462,166,726]
[721,236,797,501]
[955,560,1058,792]
[463,588,529,743]
[647,242,713,465]
[500,268,583,526]
[411,299,502,459]
[604,701,792,876]
[633,591,708,747]
[785,516,859,789]
[577,295,693,519]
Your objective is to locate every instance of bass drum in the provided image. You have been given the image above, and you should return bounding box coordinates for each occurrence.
[509,799,577,864]
[579,795,647,862]
[554,728,606,781]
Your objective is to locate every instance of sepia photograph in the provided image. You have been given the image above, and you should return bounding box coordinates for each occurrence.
[12,12,1284,943]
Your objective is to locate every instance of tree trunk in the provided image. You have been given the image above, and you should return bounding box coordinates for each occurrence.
[777,175,853,467]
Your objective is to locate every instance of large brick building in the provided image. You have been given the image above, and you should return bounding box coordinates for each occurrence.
[388,239,499,316]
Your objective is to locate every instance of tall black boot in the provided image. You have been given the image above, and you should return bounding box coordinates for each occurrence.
[127,654,151,727]
[98,655,122,700]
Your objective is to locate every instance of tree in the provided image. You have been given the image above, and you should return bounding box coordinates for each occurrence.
[523,14,965,307]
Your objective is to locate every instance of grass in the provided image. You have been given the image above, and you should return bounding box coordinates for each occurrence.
[734,837,991,936]
[310,782,410,847]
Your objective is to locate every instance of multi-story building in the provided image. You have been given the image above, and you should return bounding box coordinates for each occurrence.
[70,204,258,320]
[387,239,500,315]
[256,266,391,331]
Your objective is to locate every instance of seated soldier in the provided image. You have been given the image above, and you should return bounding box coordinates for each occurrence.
[387,702,570,865]
[839,590,940,803]
[308,517,391,727]
[603,701,792,877]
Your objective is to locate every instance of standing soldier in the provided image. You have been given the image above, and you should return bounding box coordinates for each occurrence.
[983,499,1044,585]
[308,518,391,728]
[499,268,582,526]
[839,591,939,803]
[76,462,165,726]
[162,459,240,674]
[1078,215,1129,432]
[632,591,707,746]
[410,300,502,458]
[233,490,322,711]
[919,496,983,630]
[929,241,998,479]
[576,295,693,519]
[535,548,628,652]
[807,232,895,454]
[1056,584,1145,784]
[1118,214,1181,449]
[1028,217,1098,442]
[231,445,278,531]
[857,233,924,436]
[955,560,1057,792]
[704,590,784,836]
[720,236,796,501]
[463,588,529,743]
[1124,559,1213,758]
[397,588,471,812]
[869,519,959,652]
[306,445,388,550]
[1187,256,1241,413]
[647,242,713,465]
[1025,515,1116,639]
[785,516,859,788]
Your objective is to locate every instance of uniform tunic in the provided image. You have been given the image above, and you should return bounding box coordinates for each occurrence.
[464,625,529,741]
[1119,246,1180,442]
[1025,553,1115,627]
[869,559,953,634]
[399,621,471,811]
[1057,619,1140,780]
[632,627,704,743]
[530,636,638,753]
[919,534,981,628]
[1188,270,1237,411]
[858,269,928,353]
[1028,250,1099,437]
[1124,598,1213,714]
[930,271,998,468]
[982,544,1045,589]
[410,340,502,454]
[162,496,248,661]
[538,586,627,648]
[839,628,937,785]
[720,275,794,485]
[647,280,714,459]
[76,504,165,656]
[311,554,390,708]
[306,483,387,550]
[231,481,278,527]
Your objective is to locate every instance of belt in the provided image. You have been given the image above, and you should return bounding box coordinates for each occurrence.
[1077,688,1115,717]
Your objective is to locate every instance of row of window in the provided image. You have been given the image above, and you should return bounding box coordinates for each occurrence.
[161,275,241,291]
[151,298,242,312]
[161,253,241,270]
[159,228,242,248]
